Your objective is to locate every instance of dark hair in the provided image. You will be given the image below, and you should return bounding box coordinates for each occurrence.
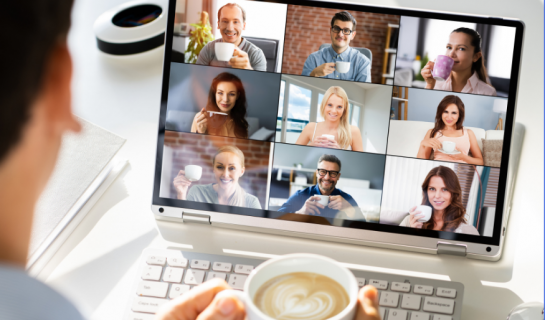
[207,72,249,138]
[0,1,74,164]
[218,3,246,23]
[451,27,493,86]
[429,95,465,139]
[421,166,467,232]
[330,11,357,29]
[318,154,342,171]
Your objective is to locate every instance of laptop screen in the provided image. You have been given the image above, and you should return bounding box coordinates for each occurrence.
[153,0,524,247]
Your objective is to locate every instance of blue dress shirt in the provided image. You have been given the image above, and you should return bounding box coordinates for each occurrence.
[301,46,371,82]
[278,184,364,220]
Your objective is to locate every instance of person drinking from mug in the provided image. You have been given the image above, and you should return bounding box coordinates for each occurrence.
[278,154,364,220]
[173,145,261,209]
[295,86,363,151]
[191,72,249,139]
[400,166,480,235]
[196,3,267,71]
[302,11,371,83]
[416,95,484,165]
[420,27,497,96]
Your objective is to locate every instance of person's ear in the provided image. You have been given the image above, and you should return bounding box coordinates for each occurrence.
[240,166,245,176]
[350,30,356,40]
[473,51,482,63]
[243,21,246,31]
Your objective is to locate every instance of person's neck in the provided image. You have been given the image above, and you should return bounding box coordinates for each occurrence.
[331,44,349,55]
[318,186,334,196]
[433,209,445,221]
[213,184,236,203]
[225,37,243,47]
[451,69,473,89]
[443,124,457,131]
[323,119,340,131]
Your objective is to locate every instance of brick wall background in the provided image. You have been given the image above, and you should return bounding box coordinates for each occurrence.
[282,5,400,83]
[164,131,271,208]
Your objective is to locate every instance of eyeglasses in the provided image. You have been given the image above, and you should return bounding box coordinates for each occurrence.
[331,25,353,35]
[316,168,340,178]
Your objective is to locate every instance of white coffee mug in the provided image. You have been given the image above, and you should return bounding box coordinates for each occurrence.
[442,141,456,153]
[414,205,432,223]
[215,42,235,61]
[314,194,330,207]
[184,165,202,182]
[335,61,350,74]
[322,134,335,141]
[215,253,359,320]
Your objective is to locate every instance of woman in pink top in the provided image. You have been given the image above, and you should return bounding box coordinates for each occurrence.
[417,95,484,165]
[420,28,497,97]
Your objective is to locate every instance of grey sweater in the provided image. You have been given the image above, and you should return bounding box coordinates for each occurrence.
[196,38,267,71]
[187,184,262,209]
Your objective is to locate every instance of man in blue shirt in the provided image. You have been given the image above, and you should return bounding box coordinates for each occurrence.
[278,154,365,220]
[302,11,371,82]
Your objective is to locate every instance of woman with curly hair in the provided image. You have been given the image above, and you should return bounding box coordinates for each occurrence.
[400,166,480,235]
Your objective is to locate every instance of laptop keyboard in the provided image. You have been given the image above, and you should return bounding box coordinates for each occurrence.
[125,248,464,320]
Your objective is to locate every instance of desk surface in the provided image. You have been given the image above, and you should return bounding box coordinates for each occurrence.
[46,0,544,319]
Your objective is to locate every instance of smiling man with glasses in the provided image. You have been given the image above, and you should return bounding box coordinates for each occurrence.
[278,154,364,220]
[301,11,371,83]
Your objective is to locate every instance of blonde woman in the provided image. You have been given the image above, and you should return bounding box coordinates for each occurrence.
[295,86,364,151]
[173,146,261,209]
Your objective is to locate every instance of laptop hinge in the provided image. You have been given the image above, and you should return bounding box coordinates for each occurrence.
[437,243,467,257]
[181,212,211,225]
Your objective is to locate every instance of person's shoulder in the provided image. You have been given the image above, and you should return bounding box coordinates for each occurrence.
[351,49,370,62]
[245,193,262,209]
[350,124,361,134]
[456,222,480,235]
[303,122,317,132]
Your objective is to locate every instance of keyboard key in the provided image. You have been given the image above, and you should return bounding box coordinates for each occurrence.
[423,297,455,314]
[131,296,168,313]
[190,259,210,270]
[168,256,188,268]
[127,312,156,320]
[392,282,411,292]
[212,262,232,272]
[147,256,166,266]
[228,274,248,290]
[207,272,228,281]
[369,279,388,290]
[436,287,457,298]
[388,309,408,320]
[379,307,386,319]
[141,266,162,281]
[137,281,168,298]
[356,277,366,287]
[414,285,434,295]
[379,292,399,307]
[184,269,206,285]
[433,315,452,320]
[234,264,254,274]
[163,267,184,283]
[410,312,430,320]
[401,294,421,310]
[169,284,191,299]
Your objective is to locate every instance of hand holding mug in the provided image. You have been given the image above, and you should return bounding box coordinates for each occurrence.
[173,170,192,200]
[311,62,336,77]
[297,195,325,215]
[328,195,351,211]
[229,47,252,70]
[311,136,329,147]
[408,206,424,229]
[420,136,442,150]
[421,60,436,89]
[192,108,208,134]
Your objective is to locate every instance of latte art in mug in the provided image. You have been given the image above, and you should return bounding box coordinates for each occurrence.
[253,272,349,320]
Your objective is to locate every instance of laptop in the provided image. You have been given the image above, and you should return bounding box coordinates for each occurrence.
[152,0,525,261]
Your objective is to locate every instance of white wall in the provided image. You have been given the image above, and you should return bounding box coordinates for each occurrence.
[423,19,476,60]
[361,86,392,154]
[487,25,517,78]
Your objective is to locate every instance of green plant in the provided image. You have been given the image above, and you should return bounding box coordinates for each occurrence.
[414,52,429,81]
[185,11,215,63]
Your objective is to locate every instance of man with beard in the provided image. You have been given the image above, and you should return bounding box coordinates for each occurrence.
[196,3,267,71]
[277,154,364,220]
[302,11,371,82]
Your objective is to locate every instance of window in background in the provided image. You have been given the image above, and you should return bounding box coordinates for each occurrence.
[351,105,361,127]
[316,93,324,122]
[285,84,311,143]
[276,80,285,141]
[487,26,516,78]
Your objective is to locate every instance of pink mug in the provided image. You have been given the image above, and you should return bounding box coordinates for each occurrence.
[432,55,455,81]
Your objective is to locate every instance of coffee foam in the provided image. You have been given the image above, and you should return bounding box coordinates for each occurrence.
[253,272,349,320]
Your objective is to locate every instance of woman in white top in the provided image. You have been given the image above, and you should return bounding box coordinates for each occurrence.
[399,165,480,235]
[421,27,497,96]
[295,86,363,151]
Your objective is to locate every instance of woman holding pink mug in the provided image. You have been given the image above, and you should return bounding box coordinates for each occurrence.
[420,27,497,96]
[416,95,484,165]
[400,166,480,235]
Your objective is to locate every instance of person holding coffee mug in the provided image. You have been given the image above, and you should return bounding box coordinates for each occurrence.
[196,3,266,71]
[416,95,484,165]
[278,154,364,220]
[295,86,363,151]
[399,166,480,235]
[420,27,497,96]
[302,11,371,83]
[191,72,249,139]
[173,146,261,209]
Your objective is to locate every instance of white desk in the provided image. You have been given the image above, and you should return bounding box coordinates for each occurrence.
[46,0,543,319]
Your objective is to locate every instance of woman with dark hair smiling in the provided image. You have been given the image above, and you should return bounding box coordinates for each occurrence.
[400,166,479,235]
[417,95,484,165]
[421,27,497,96]
[191,72,249,138]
